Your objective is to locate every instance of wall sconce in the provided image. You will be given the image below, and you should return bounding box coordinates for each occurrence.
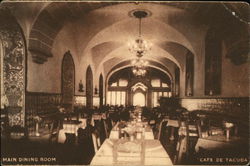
[94,86,98,95]
[78,80,84,92]
[209,90,213,96]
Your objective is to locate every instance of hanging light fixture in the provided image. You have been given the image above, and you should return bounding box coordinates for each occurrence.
[131,59,148,77]
[128,10,152,58]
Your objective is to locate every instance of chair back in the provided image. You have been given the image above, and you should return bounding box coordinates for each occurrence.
[91,132,101,153]
[175,114,199,164]
[174,135,187,164]
[49,119,61,143]
[103,119,109,138]
[157,119,167,140]
[1,107,9,137]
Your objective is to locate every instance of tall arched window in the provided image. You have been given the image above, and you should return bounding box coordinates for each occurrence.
[185,51,194,96]
[205,28,222,95]
[86,65,93,108]
[99,74,104,107]
[62,51,75,112]
[174,66,180,97]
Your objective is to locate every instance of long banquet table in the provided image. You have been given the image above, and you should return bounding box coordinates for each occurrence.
[91,139,173,165]
[109,122,155,140]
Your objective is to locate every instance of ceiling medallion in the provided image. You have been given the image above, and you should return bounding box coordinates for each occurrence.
[128,9,152,58]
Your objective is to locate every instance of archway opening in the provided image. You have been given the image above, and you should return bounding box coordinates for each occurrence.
[106,67,171,107]
[133,92,146,106]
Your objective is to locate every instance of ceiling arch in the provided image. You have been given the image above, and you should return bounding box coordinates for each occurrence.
[94,43,182,75]
[105,59,174,84]
[27,2,120,63]
[81,16,195,61]
[29,1,198,65]
[91,41,124,65]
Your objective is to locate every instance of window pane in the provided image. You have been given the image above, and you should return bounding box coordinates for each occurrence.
[119,79,128,87]
[169,92,172,97]
[162,82,168,87]
[117,91,121,105]
[163,92,168,97]
[159,92,163,97]
[151,79,161,87]
[153,92,158,107]
[107,91,111,105]
[111,82,118,87]
[121,91,126,105]
[111,91,116,105]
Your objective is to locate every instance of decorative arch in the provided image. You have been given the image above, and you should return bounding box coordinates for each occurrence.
[99,74,104,107]
[61,51,75,111]
[106,60,174,88]
[131,82,148,92]
[86,65,93,108]
[106,67,171,107]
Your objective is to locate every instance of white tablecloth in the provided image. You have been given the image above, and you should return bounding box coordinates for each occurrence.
[109,122,154,140]
[58,118,87,143]
[91,139,173,165]
[195,135,244,152]
[167,119,179,127]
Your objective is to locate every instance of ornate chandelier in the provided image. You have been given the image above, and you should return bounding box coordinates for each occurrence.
[128,10,152,58]
[131,59,148,77]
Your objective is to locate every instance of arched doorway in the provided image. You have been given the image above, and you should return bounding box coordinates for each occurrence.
[133,92,146,106]
[99,74,104,107]
[61,51,75,112]
[106,67,172,107]
[86,66,93,108]
[131,82,148,107]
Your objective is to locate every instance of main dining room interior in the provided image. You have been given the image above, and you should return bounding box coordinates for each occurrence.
[0,1,249,165]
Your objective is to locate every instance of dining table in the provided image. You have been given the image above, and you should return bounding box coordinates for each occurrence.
[109,121,155,140]
[58,118,87,143]
[195,135,247,152]
[90,138,173,165]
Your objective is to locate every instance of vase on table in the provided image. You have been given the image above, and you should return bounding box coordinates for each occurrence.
[34,116,41,136]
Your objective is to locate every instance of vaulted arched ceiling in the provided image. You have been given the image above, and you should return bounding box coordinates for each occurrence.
[22,1,203,71]
[3,1,247,79]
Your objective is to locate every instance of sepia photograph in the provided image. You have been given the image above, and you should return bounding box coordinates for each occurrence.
[0,0,249,165]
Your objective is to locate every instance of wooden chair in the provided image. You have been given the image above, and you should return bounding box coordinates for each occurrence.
[156,119,167,140]
[174,114,199,164]
[1,107,9,138]
[103,119,109,138]
[50,119,62,142]
[77,126,95,163]
[91,129,101,153]
[36,119,61,143]
[174,135,187,165]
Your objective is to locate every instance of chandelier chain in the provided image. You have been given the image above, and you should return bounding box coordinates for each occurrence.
[139,17,142,37]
